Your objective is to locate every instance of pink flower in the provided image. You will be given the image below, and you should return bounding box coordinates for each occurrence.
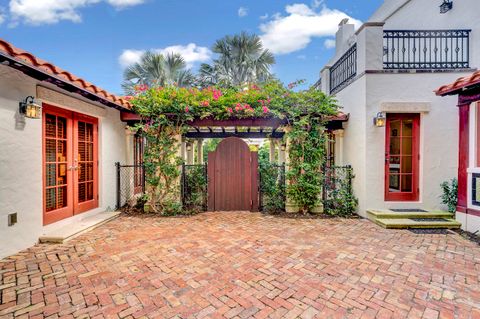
[263,106,270,114]
[201,100,210,107]
[227,107,233,114]
[136,84,149,92]
[125,95,133,101]
[212,89,222,101]
[185,106,190,113]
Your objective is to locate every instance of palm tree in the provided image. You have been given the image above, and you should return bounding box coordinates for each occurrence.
[198,32,275,87]
[122,51,195,94]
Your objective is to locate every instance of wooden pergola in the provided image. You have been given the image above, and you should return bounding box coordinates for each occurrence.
[121,111,349,139]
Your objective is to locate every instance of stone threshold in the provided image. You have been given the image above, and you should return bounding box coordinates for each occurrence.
[39,211,121,244]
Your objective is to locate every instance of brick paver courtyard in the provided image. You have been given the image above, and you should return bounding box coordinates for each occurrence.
[0,212,479,319]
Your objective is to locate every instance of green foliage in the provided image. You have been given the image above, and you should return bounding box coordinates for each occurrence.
[323,167,358,217]
[198,32,275,87]
[182,165,207,213]
[131,80,340,214]
[122,51,195,95]
[202,139,221,162]
[258,142,270,166]
[285,118,326,213]
[440,178,458,213]
[259,162,285,213]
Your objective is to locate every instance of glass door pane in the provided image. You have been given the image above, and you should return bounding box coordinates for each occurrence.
[77,121,95,203]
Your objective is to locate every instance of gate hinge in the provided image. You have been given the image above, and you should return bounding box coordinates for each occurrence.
[250,199,253,207]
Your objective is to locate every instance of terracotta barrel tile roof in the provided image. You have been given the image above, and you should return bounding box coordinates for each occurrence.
[436,70,480,96]
[0,38,132,110]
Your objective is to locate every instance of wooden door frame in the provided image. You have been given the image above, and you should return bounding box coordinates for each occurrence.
[207,137,259,212]
[384,113,420,201]
[42,104,74,225]
[42,104,99,225]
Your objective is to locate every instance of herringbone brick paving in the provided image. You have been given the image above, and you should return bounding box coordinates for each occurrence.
[0,212,479,318]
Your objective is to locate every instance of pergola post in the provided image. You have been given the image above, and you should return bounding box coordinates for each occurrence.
[269,139,276,162]
[278,140,286,164]
[196,139,204,164]
[284,127,299,213]
[186,141,194,165]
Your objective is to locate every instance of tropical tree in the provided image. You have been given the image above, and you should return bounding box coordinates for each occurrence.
[197,32,275,87]
[122,51,195,94]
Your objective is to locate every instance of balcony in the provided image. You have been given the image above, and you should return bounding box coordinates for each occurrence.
[383,29,471,70]
[329,44,357,94]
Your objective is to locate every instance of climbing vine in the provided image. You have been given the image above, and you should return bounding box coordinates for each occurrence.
[130,81,346,214]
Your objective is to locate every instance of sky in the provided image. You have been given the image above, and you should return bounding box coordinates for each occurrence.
[0,0,384,95]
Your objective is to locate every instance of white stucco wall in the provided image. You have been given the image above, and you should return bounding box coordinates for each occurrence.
[331,77,368,214]
[0,65,128,258]
[364,73,460,212]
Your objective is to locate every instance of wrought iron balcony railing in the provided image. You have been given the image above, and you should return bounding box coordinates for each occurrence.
[330,44,357,94]
[383,29,471,70]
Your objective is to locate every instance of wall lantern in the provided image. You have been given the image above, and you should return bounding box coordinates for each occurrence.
[373,112,386,127]
[186,143,192,152]
[439,0,453,13]
[19,96,41,119]
[280,144,286,151]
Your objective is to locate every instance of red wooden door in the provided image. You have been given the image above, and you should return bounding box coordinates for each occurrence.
[43,104,98,225]
[385,113,420,201]
[207,137,258,211]
[73,113,98,214]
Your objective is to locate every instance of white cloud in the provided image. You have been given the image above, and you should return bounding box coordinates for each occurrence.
[119,44,212,68]
[238,6,248,17]
[259,3,361,55]
[324,39,336,49]
[107,0,144,8]
[297,54,306,60]
[119,49,145,68]
[259,13,268,20]
[8,0,145,25]
[0,8,5,24]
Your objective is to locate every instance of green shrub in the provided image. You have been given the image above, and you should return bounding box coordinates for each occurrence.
[440,178,458,213]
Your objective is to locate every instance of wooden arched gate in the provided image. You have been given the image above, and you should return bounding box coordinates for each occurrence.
[207,137,259,211]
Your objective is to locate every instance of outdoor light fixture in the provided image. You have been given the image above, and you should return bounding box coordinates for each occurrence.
[440,0,453,13]
[280,144,286,151]
[373,112,386,127]
[186,143,192,151]
[19,96,41,119]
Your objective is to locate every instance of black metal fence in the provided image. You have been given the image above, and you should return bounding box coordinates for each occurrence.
[330,44,357,94]
[259,163,286,213]
[383,29,471,70]
[115,162,145,209]
[181,163,208,212]
[322,165,356,216]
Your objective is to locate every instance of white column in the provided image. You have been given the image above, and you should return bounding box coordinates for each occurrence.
[269,139,276,163]
[333,129,344,166]
[196,139,204,164]
[278,141,286,164]
[186,141,194,165]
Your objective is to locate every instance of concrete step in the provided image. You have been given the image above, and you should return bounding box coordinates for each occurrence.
[367,209,454,220]
[374,218,461,229]
[39,211,121,244]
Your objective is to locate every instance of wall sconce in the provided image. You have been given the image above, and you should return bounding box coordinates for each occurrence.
[19,96,41,119]
[280,144,286,151]
[440,0,453,13]
[186,143,192,152]
[373,112,386,127]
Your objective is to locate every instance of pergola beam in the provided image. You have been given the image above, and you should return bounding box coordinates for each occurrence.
[184,131,285,139]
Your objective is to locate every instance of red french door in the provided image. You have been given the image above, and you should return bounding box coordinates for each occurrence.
[43,105,98,225]
[385,113,420,201]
